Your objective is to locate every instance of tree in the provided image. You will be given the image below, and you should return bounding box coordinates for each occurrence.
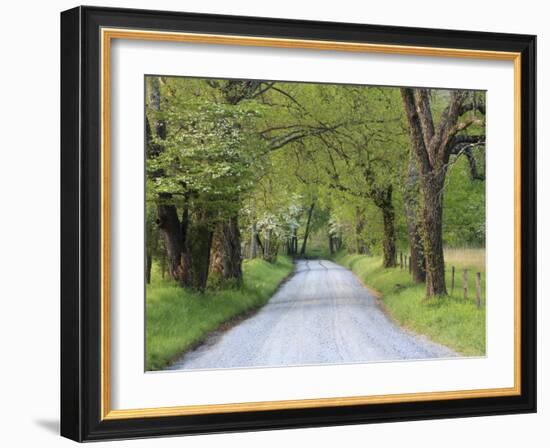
[146,77,267,289]
[205,79,277,283]
[145,77,189,286]
[400,88,485,297]
[316,86,407,267]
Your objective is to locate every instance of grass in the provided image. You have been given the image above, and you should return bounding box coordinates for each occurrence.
[444,247,486,272]
[146,255,294,371]
[333,249,486,356]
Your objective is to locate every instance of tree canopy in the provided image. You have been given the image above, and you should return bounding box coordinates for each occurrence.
[145,75,485,297]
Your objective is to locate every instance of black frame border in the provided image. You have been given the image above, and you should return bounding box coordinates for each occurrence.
[61,5,536,442]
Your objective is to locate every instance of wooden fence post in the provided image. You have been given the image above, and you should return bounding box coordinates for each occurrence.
[476,272,482,308]
[400,252,403,269]
[408,256,411,274]
[451,266,455,295]
[462,269,468,299]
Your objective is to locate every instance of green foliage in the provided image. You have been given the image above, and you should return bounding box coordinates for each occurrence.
[334,252,486,356]
[146,75,485,265]
[443,155,486,246]
[146,77,267,218]
[146,256,293,370]
[145,75,486,362]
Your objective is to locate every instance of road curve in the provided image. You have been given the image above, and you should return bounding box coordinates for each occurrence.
[167,259,456,371]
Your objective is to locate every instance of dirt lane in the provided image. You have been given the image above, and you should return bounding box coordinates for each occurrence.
[167,259,456,370]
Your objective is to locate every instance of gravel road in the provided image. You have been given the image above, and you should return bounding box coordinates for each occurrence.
[167,259,456,371]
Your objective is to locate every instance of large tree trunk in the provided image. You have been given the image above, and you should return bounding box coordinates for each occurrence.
[403,151,426,283]
[186,210,214,291]
[157,195,215,290]
[209,228,224,277]
[157,197,189,285]
[406,218,426,283]
[422,173,447,296]
[299,202,315,256]
[210,216,243,284]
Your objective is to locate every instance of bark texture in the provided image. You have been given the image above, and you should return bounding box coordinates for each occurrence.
[210,216,243,285]
[157,196,189,285]
[186,211,214,291]
[403,150,426,283]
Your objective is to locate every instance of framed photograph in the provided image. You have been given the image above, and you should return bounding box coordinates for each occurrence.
[60,6,536,441]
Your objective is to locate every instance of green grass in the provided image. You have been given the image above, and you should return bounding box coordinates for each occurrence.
[146,256,294,371]
[333,250,486,356]
[444,247,485,272]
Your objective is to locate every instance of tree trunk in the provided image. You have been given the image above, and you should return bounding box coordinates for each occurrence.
[145,251,152,284]
[401,87,474,297]
[381,204,397,268]
[209,227,224,277]
[370,186,396,268]
[157,197,188,285]
[407,219,426,283]
[186,210,213,291]
[335,234,342,251]
[403,151,426,283]
[422,174,447,296]
[211,218,242,284]
[256,232,265,256]
[288,228,298,256]
[219,216,243,284]
[299,202,315,256]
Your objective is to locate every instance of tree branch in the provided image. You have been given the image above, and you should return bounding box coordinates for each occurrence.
[412,89,435,148]
[400,88,433,174]
[448,134,486,154]
[250,82,276,99]
[266,123,344,151]
[447,134,486,181]
[459,101,486,116]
